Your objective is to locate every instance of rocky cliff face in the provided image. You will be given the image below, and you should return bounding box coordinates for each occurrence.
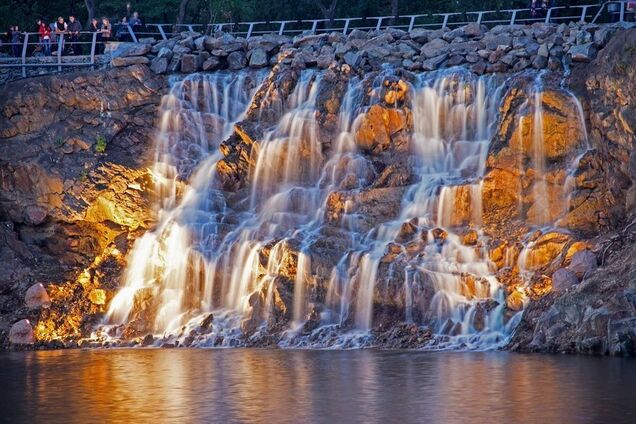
[508,28,636,355]
[0,65,165,347]
[1,24,635,354]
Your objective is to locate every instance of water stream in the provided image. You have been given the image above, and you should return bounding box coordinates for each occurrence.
[103,66,588,350]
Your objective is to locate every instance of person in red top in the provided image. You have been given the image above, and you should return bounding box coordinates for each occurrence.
[37,18,51,56]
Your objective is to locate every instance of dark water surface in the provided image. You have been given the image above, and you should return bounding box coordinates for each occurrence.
[0,349,635,423]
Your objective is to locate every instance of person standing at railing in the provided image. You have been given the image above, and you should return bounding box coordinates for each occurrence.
[68,16,82,55]
[101,18,113,51]
[38,19,52,56]
[89,18,103,54]
[129,11,143,26]
[116,17,129,41]
[9,26,21,58]
[54,17,68,55]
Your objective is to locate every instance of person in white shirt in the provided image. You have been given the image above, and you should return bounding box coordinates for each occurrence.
[54,16,67,54]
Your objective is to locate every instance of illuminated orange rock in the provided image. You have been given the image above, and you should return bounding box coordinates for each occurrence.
[89,289,107,305]
[521,231,571,271]
[381,78,409,106]
[506,290,525,311]
[355,104,412,153]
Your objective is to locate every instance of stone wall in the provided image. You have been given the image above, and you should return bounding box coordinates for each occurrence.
[107,21,635,76]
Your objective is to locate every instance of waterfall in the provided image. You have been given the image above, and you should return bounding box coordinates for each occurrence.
[102,65,587,350]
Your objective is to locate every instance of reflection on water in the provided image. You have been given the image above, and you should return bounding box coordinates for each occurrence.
[0,349,635,423]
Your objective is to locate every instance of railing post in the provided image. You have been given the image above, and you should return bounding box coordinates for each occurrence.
[157,24,168,40]
[510,10,518,25]
[620,1,625,22]
[187,24,195,32]
[278,21,286,35]
[442,14,450,28]
[375,17,383,30]
[21,33,29,78]
[408,15,416,32]
[90,31,97,69]
[247,23,255,38]
[311,20,319,33]
[126,24,138,43]
[57,34,63,72]
[477,11,484,24]
[343,18,351,35]
[545,8,552,23]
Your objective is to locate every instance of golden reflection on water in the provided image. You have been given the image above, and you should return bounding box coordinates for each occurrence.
[1,349,635,423]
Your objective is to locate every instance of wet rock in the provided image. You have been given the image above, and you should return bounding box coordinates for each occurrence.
[9,320,35,345]
[462,229,479,246]
[201,313,214,330]
[381,78,409,106]
[506,290,525,311]
[355,104,411,153]
[521,232,570,271]
[430,228,448,244]
[396,220,418,243]
[25,283,51,309]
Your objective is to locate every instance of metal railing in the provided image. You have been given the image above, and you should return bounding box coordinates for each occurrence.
[1,31,99,78]
[1,1,634,79]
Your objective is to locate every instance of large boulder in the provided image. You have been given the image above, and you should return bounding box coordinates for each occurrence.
[227,51,247,70]
[248,48,268,68]
[9,319,35,344]
[420,38,449,59]
[25,283,51,309]
[354,104,411,153]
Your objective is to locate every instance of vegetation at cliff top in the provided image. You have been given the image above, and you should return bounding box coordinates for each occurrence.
[3,0,598,32]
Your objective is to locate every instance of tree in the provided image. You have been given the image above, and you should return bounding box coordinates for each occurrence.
[315,0,338,25]
[178,0,193,24]
[84,0,97,23]
[388,0,399,26]
[391,0,399,17]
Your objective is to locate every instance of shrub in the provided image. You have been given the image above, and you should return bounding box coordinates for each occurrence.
[95,136,107,153]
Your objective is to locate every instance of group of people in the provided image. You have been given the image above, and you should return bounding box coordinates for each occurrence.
[4,11,143,58]
[529,0,554,19]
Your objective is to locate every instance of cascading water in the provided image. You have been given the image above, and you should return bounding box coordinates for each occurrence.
[103,64,588,350]
[106,72,262,334]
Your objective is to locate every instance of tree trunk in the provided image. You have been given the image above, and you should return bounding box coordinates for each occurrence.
[316,0,338,26]
[84,0,97,23]
[178,0,193,25]
[388,0,399,26]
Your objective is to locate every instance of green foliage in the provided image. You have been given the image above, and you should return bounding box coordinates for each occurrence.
[79,168,89,182]
[95,135,107,153]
